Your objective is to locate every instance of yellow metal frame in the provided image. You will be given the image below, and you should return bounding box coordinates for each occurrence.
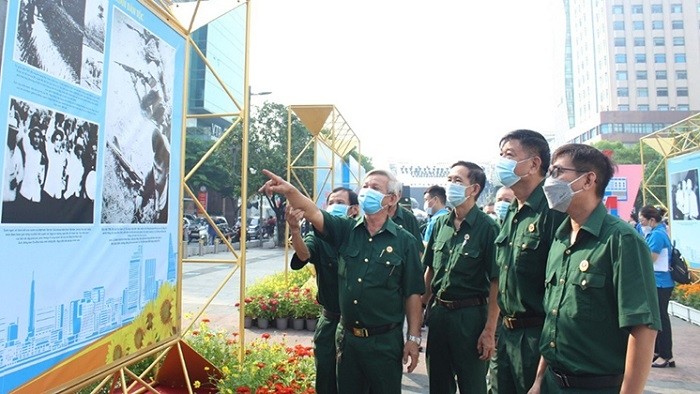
[54,1,254,392]
[283,105,363,277]
[640,112,700,283]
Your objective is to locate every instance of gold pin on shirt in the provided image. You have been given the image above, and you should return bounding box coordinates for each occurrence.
[528,223,535,233]
[386,246,393,253]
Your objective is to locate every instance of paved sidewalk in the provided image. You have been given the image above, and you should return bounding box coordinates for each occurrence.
[182,247,700,393]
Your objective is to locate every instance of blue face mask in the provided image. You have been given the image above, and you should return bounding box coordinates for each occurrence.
[358,188,386,214]
[326,203,349,217]
[446,182,468,207]
[494,200,510,221]
[495,157,530,188]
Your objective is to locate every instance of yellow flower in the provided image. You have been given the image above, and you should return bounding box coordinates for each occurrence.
[193,380,201,389]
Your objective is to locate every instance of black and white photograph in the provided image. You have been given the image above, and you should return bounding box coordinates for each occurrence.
[2,97,98,223]
[101,9,174,224]
[14,0,107,93]
[671,169,700,221]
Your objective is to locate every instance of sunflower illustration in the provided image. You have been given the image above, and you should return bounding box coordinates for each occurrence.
[153,282,178,340]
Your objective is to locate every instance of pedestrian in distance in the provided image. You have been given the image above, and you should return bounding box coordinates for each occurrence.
[530,143,660,394]
[260,169,424,394]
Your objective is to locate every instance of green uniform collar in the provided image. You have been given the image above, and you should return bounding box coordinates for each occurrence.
[355,214,400,236]
[555,202,607,240]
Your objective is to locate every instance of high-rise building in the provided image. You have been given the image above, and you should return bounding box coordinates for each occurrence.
[561,0,699,144]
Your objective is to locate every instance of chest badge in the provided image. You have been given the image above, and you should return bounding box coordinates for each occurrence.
[528,223,535,233]
[386,246,393,254]
[579,260,589,272]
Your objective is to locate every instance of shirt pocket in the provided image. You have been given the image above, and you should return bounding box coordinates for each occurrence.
[452,245,482,275]
[338,246,359,279]
[568,271,606,322]
[372,252,403,289]
[431,241,450,270]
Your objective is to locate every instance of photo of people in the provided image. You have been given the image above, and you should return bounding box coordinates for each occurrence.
[101,9,174,224]
[671,169,700,221]
[2,97,98,223]
[13,0,107,93]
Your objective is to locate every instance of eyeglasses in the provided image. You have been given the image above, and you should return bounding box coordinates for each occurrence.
[547,166,586,179]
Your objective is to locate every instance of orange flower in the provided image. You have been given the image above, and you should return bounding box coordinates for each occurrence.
[261,333,271,339]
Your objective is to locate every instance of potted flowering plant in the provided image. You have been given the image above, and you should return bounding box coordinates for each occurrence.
[235,297,256,328]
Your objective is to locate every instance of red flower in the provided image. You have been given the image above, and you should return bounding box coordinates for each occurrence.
[261,333,271,339]
[257,362,266,369]
[202,318,210,323]
[236,387,251,393]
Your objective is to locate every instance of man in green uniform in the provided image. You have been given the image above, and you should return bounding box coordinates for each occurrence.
[492,129,567,394]
[286,187,359,394]
[423,161,500,394]
[530,144,660,393]
[388,183,424,255]
[260,169,424,394]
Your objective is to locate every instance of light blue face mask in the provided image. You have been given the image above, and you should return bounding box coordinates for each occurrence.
[495,157,531,188]
[446,182,468,207]
[358,188,386,214]
[326,203,349,217]
[494,200,510,221]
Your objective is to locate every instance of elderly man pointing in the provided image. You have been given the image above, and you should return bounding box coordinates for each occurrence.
[260,168,424,394]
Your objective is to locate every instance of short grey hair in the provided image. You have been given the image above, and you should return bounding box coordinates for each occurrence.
[364,169,400,195]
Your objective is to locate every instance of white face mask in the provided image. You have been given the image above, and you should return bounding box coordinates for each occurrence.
[641,225,652,236]
[543,173,586,213]
[423,200,433,216]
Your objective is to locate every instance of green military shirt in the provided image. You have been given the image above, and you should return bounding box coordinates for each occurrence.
[495,182,567,317]
[290,233,340,313]
[392,206,424,254]
[423,205,499,300]
[317,211,425,326]
[541,203,661,376]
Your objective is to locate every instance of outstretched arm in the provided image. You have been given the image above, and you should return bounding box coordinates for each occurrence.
[286,205,311,262]
[259,169,325,233]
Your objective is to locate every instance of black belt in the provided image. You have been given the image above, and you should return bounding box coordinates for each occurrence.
[322,308,341,321]
[548,367,623,389]
[343,322,401,338]
[436,296,487,310]
[502,315,545,330]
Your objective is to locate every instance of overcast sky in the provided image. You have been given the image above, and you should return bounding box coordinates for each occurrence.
[248,0,565,168]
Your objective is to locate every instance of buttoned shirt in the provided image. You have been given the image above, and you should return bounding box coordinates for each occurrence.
[392,205,424,254]
[423,205,499,300]
[541,203,661,375]
[317,211,424,326]
[495,182,567,317]
[290,233,341,313]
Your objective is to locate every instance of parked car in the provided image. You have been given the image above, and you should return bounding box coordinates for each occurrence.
[188,217,209,244]
[247,217,263,240]
[212,216,234,242]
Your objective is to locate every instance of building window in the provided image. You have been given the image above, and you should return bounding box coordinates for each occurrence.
[656,70,667,79]
[636,70,647,80]
[654,53,666,63]
[657,88,669,96]
[619,105,630,111]
[633,21,645,30]
[636,54,647,63]
[673,37,685,46]
[678,104,690,111]
[614,37,626,47]
[651,4,663,13]
[615,54,627,63]
[618,88,629,97]
[652,20,664,29]
[675,53,686,63]
[612,5,624,14]
[613,21,625,30]
[658,104,670,111]
[672,20,684,29]
[676,70,687,79]
[634,37,645,46]
[632,5,644,13]
[638,88,649,97]
[671,4,682,12]
[616,71,628,80]
[653,36,665,46]
[677,88,689,96]
[639,105,650,111]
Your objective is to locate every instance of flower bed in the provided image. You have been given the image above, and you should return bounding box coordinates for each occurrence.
[673,283,700,310]
[184,319,316,393]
